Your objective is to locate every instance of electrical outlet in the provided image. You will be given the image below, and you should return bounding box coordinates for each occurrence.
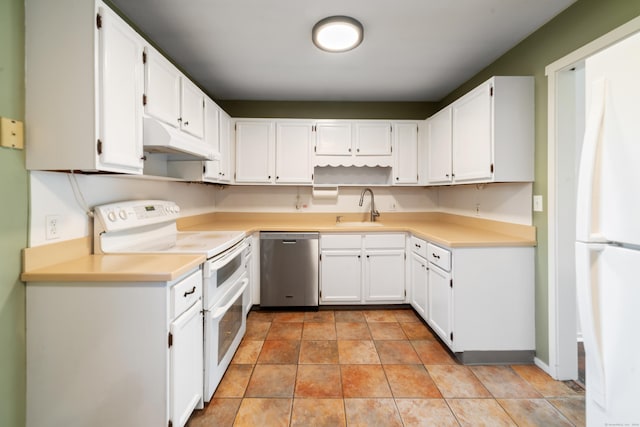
[475,203,480,215]
[388,202,397,211]
[533,195,543,212]
[46,215,61,240]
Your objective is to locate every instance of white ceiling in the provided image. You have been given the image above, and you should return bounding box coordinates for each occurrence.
[110,0,576,102]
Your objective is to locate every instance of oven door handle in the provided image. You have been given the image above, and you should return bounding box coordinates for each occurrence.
[210,278,249,321]
[204,241,248,278]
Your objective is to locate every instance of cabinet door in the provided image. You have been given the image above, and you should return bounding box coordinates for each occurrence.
[428,263,452,346]
[355,121,392,155]
[452,82,493,182]
[202,98,221,182]
[217,110,232,182]
[144,47,181,128]
[427,107,453,184]
[276,122,313,184]
[315,121,352,155]
[411,252,428,319]
[180,79,205,139]
[97,6,144,174]
[170,302,203,427]
[320,250,362,303]
[393,122,419,184]
[364,249,405,302]
[235,121,275,183]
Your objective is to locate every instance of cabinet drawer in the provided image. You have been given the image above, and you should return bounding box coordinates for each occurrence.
[427,243,451,272]
[171,269,203,319]
[321,234,362,249]
[410,236,428,258]
[364,233,405,249]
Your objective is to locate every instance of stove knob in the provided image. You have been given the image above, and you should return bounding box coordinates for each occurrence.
[107,211,117,222]
[175,205,181,213]
[119,210,128,220]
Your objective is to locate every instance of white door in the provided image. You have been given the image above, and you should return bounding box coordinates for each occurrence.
[315,121,352,155]
[97,6,144,173]
[170,302,203,427]
[410,252,428,319]
[320,250,362,303]
[393,122,419,184]
[427,107,453,183]
[275,122,313,184]
[364,250,405,302]
[235,121,275,183]
[217,110,232,182]
[180,79,205,139]
[575,243,640,424]
[355,121,392,155]
[144,47,180,128]
[428,263,452,346]
[452,82,493,182]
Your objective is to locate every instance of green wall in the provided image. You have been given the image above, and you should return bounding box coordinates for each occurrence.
[0,0,27,426]
[438,0,640,364]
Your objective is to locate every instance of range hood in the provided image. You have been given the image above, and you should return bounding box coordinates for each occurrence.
[143,116,216,160]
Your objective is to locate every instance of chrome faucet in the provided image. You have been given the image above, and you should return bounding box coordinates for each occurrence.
[359,188,380,222]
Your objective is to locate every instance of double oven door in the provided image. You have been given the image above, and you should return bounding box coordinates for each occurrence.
[202,240,249,401]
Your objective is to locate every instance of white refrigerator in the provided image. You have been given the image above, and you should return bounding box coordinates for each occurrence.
[576,30,640,426]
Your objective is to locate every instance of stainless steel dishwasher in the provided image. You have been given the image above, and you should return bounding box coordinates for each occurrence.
[260,232,319,308]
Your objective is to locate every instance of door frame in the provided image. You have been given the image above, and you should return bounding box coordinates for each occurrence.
[545,16,640,380]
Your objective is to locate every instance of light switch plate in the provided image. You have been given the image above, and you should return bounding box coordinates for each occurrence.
[533,195,543,212]
[0,117,25,150]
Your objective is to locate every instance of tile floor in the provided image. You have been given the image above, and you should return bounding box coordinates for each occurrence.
[188,308,585,427]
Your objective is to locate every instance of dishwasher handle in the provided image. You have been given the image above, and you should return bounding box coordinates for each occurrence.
[282,240,298,244]
[260,232,319,240]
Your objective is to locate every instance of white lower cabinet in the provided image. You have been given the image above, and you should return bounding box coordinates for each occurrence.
[427,263,453,347]
[410,251,428,319]
[25,268,204,427]
[320,233,406,304]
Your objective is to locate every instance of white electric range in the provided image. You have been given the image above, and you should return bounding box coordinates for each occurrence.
[94,200,249,402]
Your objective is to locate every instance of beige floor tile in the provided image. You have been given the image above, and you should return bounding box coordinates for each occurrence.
[427,364,491,398]
[511,364,581,397]
[548,397,586,427]
[344,398,403,426]
[368,322,407,340]
[364,309,398,322]
[214,364,253,398]
[334,310,366,322]
[233,398,292,427]
[393,309,420,323]
[299,340,339,364]
[231,340,263,364]
[245,364,297,398]
[341,365,392,397]
[471,366,542,398]
[395,399,459,427]
[304,311,335,323]
[412,340,458,365]
[244,321,271,340]
[265,322,303,340]
[187,398,241,427]
[295,364,343,398]
[247,311,275,322]
[447,398,517,427]
[290,398,346,427]
[383,364,442,398]
[400,321,436,340]
[337,340,380,364]
[498,398,574,427]
[273,312,305,322]
[302,322,336,340]
[336,322,372,340]
[376,340,422,364]
[257,340,300,364]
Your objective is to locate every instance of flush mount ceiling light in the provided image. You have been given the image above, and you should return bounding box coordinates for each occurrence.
[312,16,364,53]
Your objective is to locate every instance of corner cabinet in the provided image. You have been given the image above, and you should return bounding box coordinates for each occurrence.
[426,76,534,185]
[26,1,145,173]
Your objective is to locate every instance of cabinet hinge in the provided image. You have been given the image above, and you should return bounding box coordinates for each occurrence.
[96,13,102,29]
[490,86,494,97]
[168,421,172,427]
[319,253,322,261]
[234,172,236,180]
[404,289,407,297]
[168,332,173,348]
[97,139,103,155]
[203,164,206,174]
[319,290,322,298]
[450,279,453,288]
[142,94,147,106]
[404,253,406,260]
[417,174,419,181]
[490,163,494,173]
[390,145,393,153]
[450,332,454,341]
[314,146,317,153]
[390,125,393,132]
[311,173,314,180]
[234,123,237,131]
[142,51,147,64]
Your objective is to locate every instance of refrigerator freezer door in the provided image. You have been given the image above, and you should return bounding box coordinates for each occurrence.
[575,242,640,425]
[580,31,640,246]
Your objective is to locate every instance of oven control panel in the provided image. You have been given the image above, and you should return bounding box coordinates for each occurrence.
[94,200,180,233]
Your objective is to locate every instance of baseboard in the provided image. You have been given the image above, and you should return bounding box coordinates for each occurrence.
[534,357,552,375]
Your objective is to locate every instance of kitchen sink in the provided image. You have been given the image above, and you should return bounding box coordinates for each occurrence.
[335,221,384,227]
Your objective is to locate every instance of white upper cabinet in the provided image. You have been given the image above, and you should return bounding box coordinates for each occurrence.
[180,80,205,139]
[275,122,313,184]
[144,47,181,128]
[217,110,233,183]
[426,107,453,184]
[354,121,392,155]
[315,121,353,155]
[427,76,534,185]
[393,122,419,184]
[235,121,275,183]
[25,1,145,173]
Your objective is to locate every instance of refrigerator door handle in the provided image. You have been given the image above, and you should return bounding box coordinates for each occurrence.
[576,77,607,242]
[575,242,607,409]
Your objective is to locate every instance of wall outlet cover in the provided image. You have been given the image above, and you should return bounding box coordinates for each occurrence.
[0,117,25,150]
[533,195,543,212]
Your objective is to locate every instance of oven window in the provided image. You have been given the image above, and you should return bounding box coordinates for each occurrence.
[217,253,242,288]
[218,292,243,364]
